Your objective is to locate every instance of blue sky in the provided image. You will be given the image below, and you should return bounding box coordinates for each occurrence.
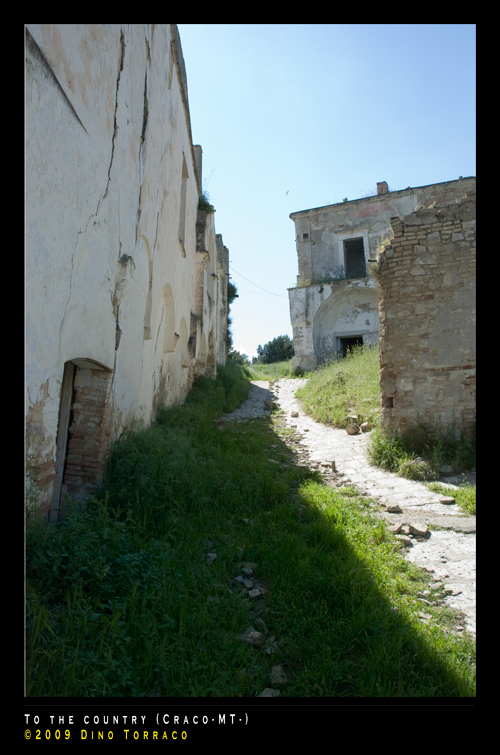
[177,24,476,359]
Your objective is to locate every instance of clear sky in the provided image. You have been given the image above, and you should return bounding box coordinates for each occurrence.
[176,24,476,360]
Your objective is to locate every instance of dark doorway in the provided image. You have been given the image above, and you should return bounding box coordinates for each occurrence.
[339,336,363,358]
[344,238,366,278]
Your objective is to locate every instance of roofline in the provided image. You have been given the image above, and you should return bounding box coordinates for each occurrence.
[289,176,476,220]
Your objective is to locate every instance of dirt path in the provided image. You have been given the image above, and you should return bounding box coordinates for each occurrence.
[222,378,476,636]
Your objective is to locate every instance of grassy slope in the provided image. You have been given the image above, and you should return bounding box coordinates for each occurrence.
[26,361,475,697]
[295,345,380,429]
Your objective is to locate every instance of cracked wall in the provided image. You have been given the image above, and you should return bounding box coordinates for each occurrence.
[25,24,229,515]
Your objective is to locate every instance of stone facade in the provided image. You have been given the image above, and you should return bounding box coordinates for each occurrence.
[25,24,229,518]
[288,177,476,372]
[377,186,476,438]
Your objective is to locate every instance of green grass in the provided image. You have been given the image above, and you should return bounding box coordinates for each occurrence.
[25,360,475,697]
[245,359,303,381]
[295,344,380,428]
[426,482,476,516]
[296,344,475,482]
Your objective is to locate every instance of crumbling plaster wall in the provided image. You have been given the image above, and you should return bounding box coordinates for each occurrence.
[377,188,476,437]
[288,178,476,371]
[288,279,379,371]
[25,24,228,513]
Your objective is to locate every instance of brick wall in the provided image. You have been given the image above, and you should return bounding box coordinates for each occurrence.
[62,368,114,499]
[377,189,476,437]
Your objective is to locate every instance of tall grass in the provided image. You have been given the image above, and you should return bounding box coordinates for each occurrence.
[295,344,380,428]
[245,359,302,381]
[26,359,475,697]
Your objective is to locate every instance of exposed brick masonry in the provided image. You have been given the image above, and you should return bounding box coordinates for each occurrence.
[63,369,114,497]
[377,188,476,437]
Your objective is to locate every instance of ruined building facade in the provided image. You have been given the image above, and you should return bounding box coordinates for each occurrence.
[288,176,476,437]
[288,177,476,372]
[25,24,229,519]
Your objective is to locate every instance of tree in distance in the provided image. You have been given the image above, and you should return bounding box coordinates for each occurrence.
[253,335,294,364]
[228,350,250,365]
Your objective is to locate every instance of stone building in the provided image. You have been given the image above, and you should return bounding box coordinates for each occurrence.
[25,24,229,519]
[288,177,476,373]
[377,188,476,438]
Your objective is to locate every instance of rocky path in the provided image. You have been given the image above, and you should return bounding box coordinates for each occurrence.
[221,378,476,637]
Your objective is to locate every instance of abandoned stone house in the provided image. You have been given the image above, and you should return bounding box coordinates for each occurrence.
[25,24,230,520]
[288,176,476,436]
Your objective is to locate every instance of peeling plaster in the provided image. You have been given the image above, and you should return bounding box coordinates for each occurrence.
[26,25,230,509]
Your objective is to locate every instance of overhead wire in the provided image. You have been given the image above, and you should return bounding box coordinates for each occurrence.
[229,265,283,297]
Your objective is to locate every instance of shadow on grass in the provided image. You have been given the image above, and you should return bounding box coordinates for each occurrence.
[225,415,475,698]
[25,390,475,698]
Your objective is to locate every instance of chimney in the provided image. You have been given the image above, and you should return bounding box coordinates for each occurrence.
[377,181,389,195]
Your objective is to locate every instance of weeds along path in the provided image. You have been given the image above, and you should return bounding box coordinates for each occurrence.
[223,378,476,637]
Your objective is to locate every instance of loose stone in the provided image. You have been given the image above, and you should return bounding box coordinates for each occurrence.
[346,423,360,434]
[409,522,429,537]
[270,666,288,684]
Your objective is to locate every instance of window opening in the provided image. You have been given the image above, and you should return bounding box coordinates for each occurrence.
[344,237,366,278]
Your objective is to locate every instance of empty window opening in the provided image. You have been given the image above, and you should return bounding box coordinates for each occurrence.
[339,335,363,359]
[344,237,366,278]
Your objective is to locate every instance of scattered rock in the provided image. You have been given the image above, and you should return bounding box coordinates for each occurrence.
[258,688,280,697]
[386,504,402,513]
[270,666,288,684]
[360,422,371,432]
[346,423,360,434]
[206,553,217,564]
[239,628,265,647]
[388,523,402,533]
[439,496,456,505]
[291,411,299,418]
[264,637,279,654]
[254,618,268,635]
[242,567,254,576]
[419,612,432,620]
[395,535,412,546]
[248,588,262,599]
[409,522,429,537]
